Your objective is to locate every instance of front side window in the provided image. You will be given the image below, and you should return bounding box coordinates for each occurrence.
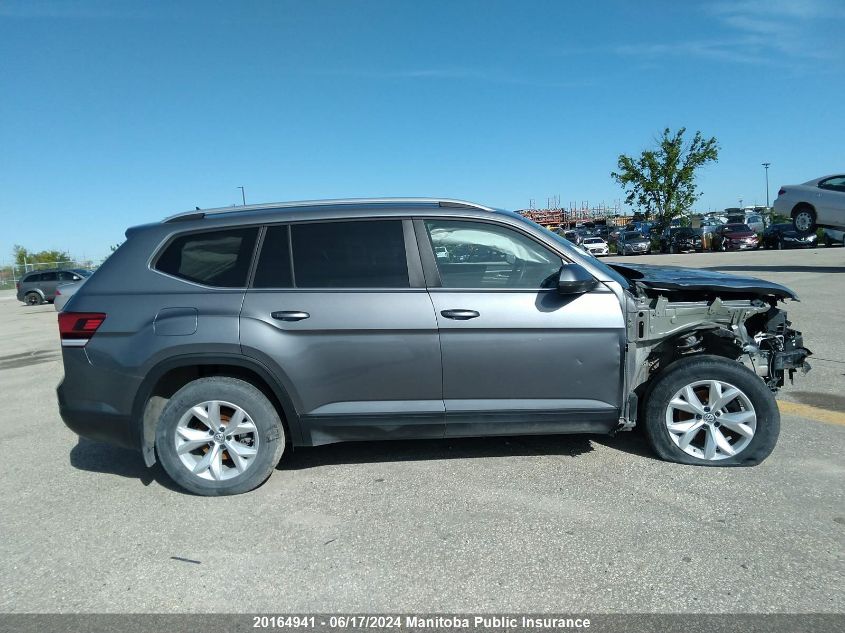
[425,219,562,289]
[155,227,258,287]
[40,272,57,282]
[290,220,409,288]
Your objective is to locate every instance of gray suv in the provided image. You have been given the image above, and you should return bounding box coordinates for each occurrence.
[17,268,91,305]
[57,198,811,495]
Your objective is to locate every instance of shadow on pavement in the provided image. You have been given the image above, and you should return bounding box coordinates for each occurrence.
[787,391,845,412]
[701,265,845,274]
[69,438,181,491]
[69,431,660,488]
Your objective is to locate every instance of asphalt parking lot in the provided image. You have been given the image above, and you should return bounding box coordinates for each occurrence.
[0,247,843,614]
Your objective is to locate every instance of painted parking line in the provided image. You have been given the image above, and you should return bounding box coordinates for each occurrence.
[778,400,845,426]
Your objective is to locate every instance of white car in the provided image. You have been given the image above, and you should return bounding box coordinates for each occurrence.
[773,174,845,233]
[580,236,609,256]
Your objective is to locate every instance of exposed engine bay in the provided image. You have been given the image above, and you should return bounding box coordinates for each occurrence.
[609,262,813,429]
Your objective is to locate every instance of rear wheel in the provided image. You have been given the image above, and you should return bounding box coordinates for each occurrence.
[792,204,816,235]
[25,292,43,306]
[642,355,779,466]
[155,377,286,495]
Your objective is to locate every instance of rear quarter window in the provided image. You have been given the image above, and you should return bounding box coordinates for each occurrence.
[155,227,259,287]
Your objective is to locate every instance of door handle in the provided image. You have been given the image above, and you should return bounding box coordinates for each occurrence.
[441,309,480,320]
[271,311,310,321]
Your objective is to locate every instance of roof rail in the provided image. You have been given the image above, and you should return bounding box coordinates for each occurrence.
[164,197,494,222]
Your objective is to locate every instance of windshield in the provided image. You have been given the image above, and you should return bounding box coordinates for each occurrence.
[509,212,630,289]
[724,224,752,232]
[583,237,603,244]
[623,231,643,239]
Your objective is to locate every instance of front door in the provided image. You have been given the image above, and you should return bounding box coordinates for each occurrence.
[417,218,625,437]
[240,219,444,445]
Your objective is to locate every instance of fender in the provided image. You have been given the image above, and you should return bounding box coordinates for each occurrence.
[132,353,304,466]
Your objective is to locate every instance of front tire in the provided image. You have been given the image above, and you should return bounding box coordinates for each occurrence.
[155,377,286,495]
[641,355,779,467]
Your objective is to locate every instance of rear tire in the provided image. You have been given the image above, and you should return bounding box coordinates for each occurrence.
[792,204,816,235]
[25,292,43,306]
[155,377,286,495]
[641,355,779,467]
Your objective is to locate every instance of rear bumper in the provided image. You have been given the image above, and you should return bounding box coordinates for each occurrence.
[57,348,143,452]
[58,380,137,450]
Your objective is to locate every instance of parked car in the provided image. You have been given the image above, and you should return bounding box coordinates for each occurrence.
[16,268,91,305]
[760,223,817,250]
[822,228,845,247]
[57,197,811,495]
[617,231,651,255]
[53,279,87,311]
[659,227,703,253]
[773,174,845,234]
[712,224,759,251]
[581,236,609,256]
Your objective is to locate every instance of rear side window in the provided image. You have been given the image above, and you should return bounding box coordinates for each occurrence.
[156,228,258,287]
[41,272,57,281]
[24,273,42,283]
[290,220,409,288]
[253,225,293,288]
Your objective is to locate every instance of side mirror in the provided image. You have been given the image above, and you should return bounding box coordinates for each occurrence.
[557,263,598,295]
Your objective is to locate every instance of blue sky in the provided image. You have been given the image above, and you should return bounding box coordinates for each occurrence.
[1,0,843,261]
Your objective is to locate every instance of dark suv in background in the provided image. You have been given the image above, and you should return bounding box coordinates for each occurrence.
[17,268,91,305]
[57,198,810,495]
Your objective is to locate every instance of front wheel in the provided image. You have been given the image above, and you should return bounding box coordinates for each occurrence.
[155,376,286,495]
[641,355,779,466]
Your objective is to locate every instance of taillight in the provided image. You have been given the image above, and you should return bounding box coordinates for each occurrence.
[778,187,786,196]
[55,288,62,295]
[58,312,106,347]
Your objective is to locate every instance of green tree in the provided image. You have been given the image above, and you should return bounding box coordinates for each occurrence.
[13,244,72,267]
[611,127,719,225]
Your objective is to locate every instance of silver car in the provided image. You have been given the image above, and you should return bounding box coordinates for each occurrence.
[57,198,811,495]
[53,279,86,311]
[774,174,845,233]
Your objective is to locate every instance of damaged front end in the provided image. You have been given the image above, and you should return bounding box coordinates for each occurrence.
[612,263,812,430]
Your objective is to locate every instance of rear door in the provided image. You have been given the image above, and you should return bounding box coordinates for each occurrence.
[40,271,59,300]
[240,219,444,445]
[817,176,845,225]
[417,218,625,438]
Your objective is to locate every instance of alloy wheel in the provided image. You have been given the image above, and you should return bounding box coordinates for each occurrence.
[174,400,259,481]
[665,380,757,461]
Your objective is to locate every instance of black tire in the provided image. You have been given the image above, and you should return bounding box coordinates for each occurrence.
[641,355,779,467]
[792,204,816,235]
[25,292,43,306]
[155,376,286,495]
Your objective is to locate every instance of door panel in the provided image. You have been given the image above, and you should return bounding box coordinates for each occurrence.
[240,291,443,444]
[419,217,625,437]
[429,289,624,436]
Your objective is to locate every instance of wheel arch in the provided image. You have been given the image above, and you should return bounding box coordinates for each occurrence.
[132,353,303,467]
[791,201,816,216]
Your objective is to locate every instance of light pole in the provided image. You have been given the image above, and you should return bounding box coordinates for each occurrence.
[762,163,771,208]
[237,186,246,206]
